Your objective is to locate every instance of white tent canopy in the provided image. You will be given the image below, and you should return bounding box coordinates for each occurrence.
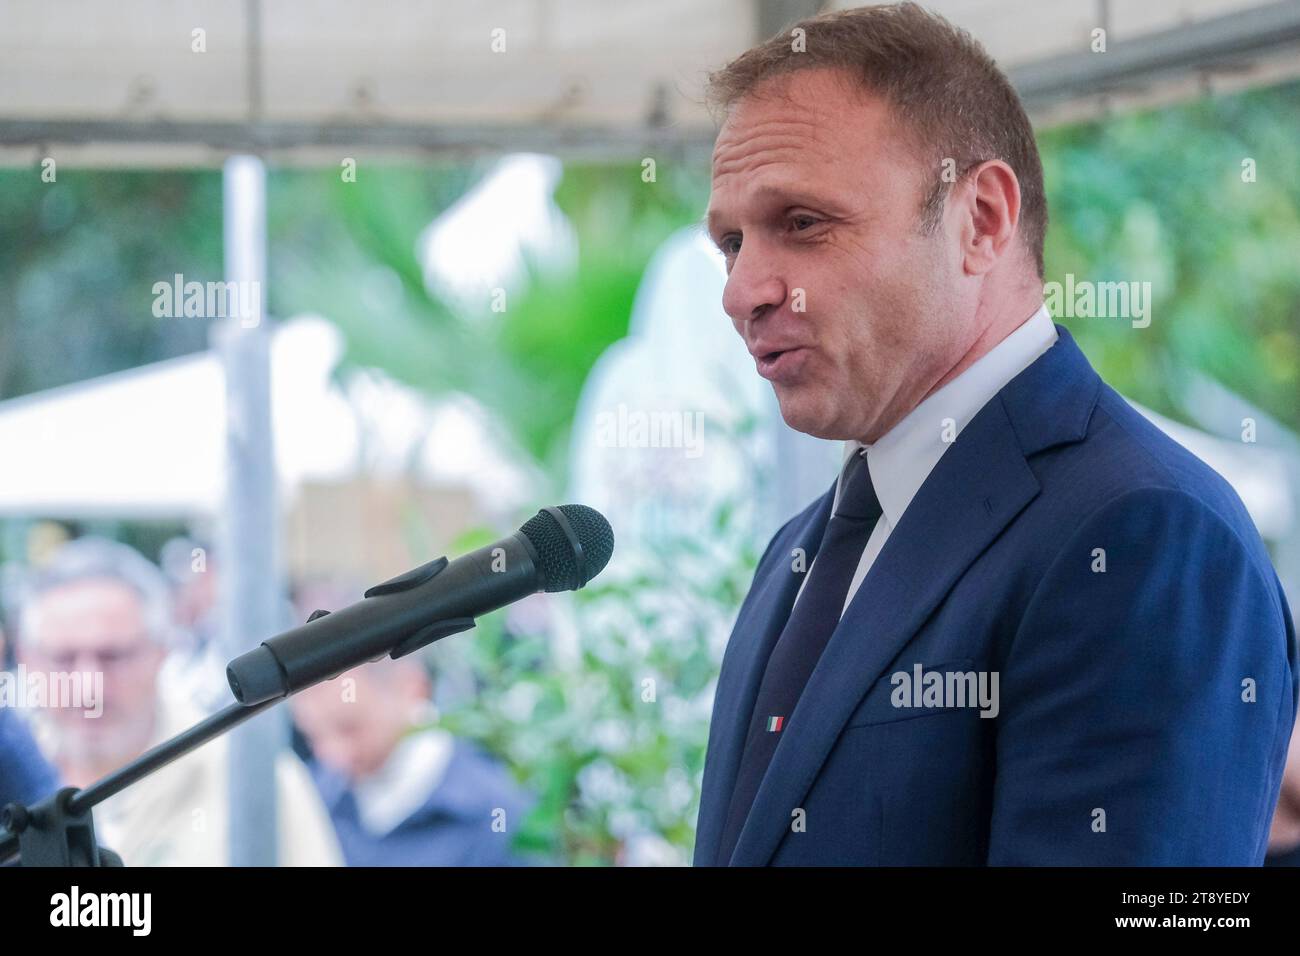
[3,0,1299,166]
[0,316,536,519]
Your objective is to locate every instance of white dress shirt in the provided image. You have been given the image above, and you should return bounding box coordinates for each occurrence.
[793,303,1059,617]
[352,718,456,837]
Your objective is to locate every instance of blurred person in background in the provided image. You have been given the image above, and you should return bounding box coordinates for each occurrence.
[291,647,539,866]
[159,535,220,648]
[156,535,250,714]
[0,625,61,809]
[13,536,342,866]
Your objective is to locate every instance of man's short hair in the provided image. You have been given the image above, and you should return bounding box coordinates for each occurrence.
[15,536,176,649]
[705,2,1048,278]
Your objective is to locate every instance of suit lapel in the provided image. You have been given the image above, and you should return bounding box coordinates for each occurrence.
[693,488,833,866]
[725,323,1101,866]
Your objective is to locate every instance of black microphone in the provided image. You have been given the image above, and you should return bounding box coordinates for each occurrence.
[226,504,614,705]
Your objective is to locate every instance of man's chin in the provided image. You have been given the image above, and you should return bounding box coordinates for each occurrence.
[774,392,848,441]
[777,412,841,441]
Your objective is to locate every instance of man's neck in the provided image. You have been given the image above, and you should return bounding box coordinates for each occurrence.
[921,291,1043,406]
[858,292,1044,445]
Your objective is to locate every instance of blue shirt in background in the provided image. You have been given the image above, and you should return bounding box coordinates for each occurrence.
[309,732,542,867]
[0,707,60,808]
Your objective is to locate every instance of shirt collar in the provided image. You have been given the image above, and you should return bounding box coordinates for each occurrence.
[834,303,1058,527]
[348,725,456,836]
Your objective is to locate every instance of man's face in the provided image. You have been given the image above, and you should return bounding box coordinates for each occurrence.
[707,68,973,443]
[290,667,419,781]
[20,578,165,762]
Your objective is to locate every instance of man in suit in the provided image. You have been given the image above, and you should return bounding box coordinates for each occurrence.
[694,3,1298,865]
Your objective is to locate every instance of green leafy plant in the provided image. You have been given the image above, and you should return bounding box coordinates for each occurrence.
[429,422,766,865]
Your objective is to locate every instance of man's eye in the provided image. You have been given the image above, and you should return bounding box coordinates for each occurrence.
[791,215,818,231]
[721,236,741,256]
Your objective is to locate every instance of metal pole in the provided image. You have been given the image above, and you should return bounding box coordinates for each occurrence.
[216,153,282,866]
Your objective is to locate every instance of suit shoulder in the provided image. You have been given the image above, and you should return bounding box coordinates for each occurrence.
[1048,383,1261,545]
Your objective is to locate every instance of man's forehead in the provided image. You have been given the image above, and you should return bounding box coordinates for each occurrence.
[30,578,144,639]
[715,65,862,128]
[710,72,900,170]
[711,110,837,178]
[38,576,139,608]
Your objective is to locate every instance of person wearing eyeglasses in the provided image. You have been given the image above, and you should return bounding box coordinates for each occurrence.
[12,536,342,866]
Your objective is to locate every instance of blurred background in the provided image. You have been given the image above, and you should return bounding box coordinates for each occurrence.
[0,0,1298,866]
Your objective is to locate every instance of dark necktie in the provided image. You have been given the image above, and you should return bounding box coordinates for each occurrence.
[714,448,883,864]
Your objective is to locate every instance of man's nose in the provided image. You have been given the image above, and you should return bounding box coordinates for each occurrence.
[721,248,787,327]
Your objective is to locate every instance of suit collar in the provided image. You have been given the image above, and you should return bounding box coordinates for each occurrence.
[999,322,1101,457]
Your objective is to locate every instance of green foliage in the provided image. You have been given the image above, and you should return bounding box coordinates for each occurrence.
[1038,79,1300,429]
[271,159,708,485]
[0,168,220,399]
[430,483,764,866]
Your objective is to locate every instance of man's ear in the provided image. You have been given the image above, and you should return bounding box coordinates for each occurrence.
[961,160,1021,277]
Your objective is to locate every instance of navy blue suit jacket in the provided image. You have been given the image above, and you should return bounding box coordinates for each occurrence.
[695,324,1298,865]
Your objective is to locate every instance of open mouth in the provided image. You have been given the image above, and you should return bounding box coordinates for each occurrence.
[755,347,806,380]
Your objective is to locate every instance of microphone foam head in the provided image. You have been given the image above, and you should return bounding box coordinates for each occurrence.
[520,504,614,592]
